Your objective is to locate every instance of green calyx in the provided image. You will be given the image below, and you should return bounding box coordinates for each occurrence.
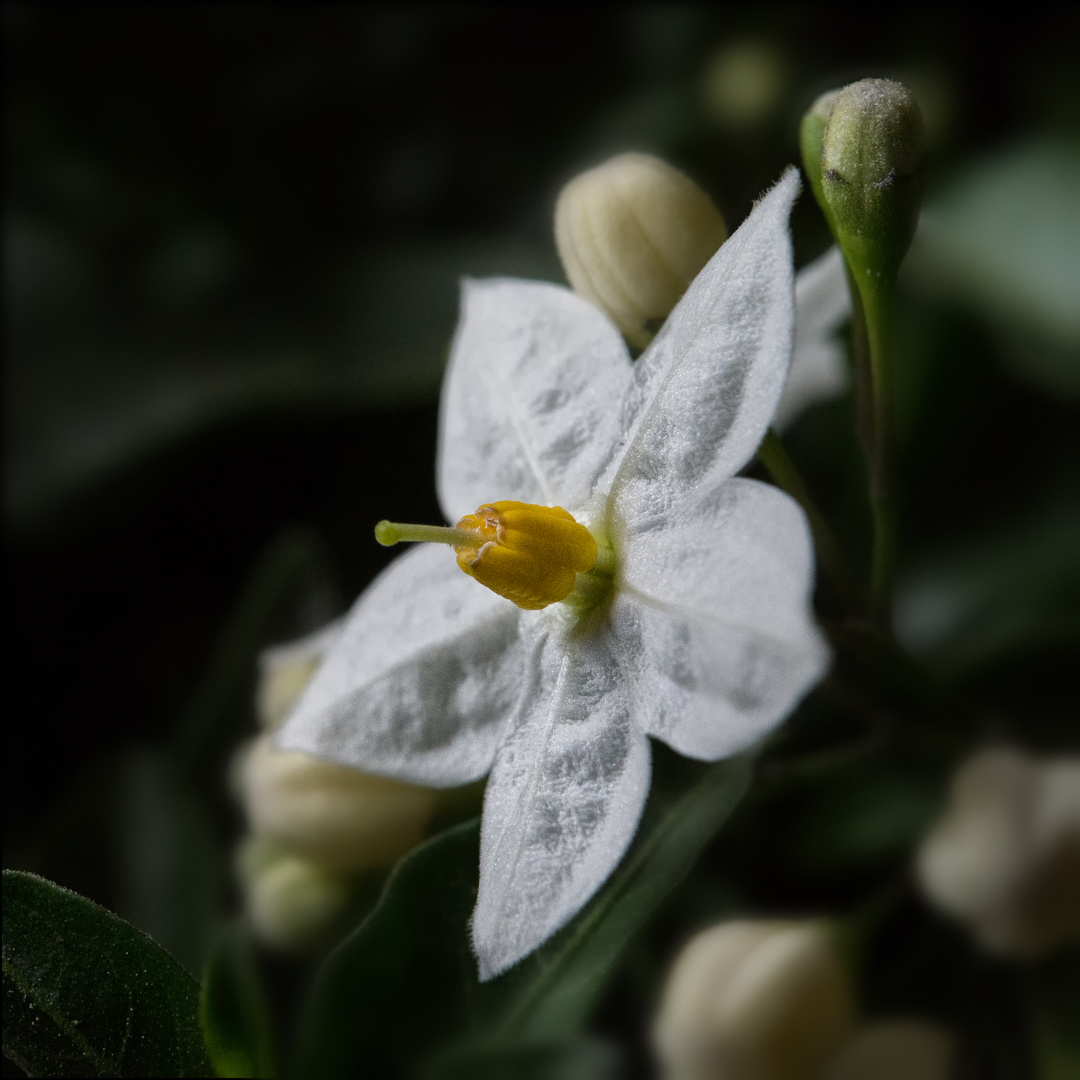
[799,89,840,231]
[818,78,926,286]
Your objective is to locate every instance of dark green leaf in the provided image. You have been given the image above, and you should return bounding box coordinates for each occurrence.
[793,769,939,871]
[294,747,750,1078]
[199,923,275,1078]
[2,871,214,1078]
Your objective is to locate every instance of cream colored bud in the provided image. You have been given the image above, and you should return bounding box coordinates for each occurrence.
[238,734,438,872]
[555,152,727,349]
[917,748,1080,957]
[237,835,350,951]
[827,1021,957,1080]
[255,620,343,731]
[653,919,856,1080]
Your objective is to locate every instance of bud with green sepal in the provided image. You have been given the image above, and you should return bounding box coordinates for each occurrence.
[799,79,926,622]
[820,79,926,289]
[799,89,839,231]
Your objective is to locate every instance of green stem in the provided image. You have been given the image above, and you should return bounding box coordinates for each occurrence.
[757,429,864,613]
[843,259,897,627]
[862,278,898,624]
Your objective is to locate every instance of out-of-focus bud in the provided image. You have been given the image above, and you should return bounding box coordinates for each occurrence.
[555,152,727,350]
[255,620,343,731]
[917,748,1080,957]
[799,90,839,222]
[820,79,926,284]
[238,734,438,872]
[827,1020,957,1080]
[237,835,350,951]
[652,919,856,1080]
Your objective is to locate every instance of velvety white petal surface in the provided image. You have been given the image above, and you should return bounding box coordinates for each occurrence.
[606,169,800,528]
[472,625,651,981]
[775,244,851,430]
[613,478,829,760]
[277,544,525,787]
[437,278,633,522]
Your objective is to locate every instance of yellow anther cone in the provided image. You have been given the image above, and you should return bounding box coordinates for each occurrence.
[454,501,598,610]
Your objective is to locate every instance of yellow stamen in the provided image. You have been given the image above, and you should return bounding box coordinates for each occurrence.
[375,501,600,610]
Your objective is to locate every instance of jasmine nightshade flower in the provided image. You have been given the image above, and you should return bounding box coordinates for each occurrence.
[278,169,829,979]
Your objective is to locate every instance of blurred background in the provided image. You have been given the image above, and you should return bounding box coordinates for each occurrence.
[5,6,1079,1075]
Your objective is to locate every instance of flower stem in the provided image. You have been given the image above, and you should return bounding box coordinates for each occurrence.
[757,429,864,613]
[857,272,898,626]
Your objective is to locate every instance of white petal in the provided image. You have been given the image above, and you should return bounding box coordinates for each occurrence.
[472,627,651,981]
[437,278,632,521]
[774,245,850,430]
[607,169,800,530]
[276,544,525,787]
[614,478,829,760]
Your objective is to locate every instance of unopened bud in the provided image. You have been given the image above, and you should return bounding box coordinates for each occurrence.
[917,748,1080,957]
[238,734,437,872]
[820,79,926,283]
[237,836,350,951]
[255,620,342,731]
[653,919,856,1080]
[555,152,727,349]
[827,1020,957,1080]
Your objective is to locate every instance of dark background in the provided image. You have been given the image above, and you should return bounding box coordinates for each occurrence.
[6,6,1079,1074]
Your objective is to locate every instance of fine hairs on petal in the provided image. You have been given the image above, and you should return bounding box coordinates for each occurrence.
[277,166,826,982]
[606,167,801,525]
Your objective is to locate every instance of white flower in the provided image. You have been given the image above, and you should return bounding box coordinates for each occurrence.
[278,168,829,980]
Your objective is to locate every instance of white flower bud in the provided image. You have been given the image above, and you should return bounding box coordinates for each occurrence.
[652,919,856,1080]
[255,620,343,731]
[238,734,438,872]
[917,748,1080,957]
[827,1020,957,1080]
[555,152,727,349]
[237,835,350,951]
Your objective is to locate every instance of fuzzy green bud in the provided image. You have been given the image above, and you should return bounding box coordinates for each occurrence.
[820,79,926,284]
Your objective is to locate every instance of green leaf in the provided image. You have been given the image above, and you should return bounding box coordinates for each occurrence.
[294,747,750,1078]
[793,769,940,871]
[199,924,275,1079]
[909,140,1080,393]
[2,870,214,1078]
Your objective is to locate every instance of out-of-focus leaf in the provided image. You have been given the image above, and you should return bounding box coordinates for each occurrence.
[894,507,1080,676]
[793,770,939,871]
[199,924,275,1079]
[114,750,221,981]
[294,749,750,1079]
[910,141,1080,393]
[423,1036,622,1080]
[1,871,213,1078]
